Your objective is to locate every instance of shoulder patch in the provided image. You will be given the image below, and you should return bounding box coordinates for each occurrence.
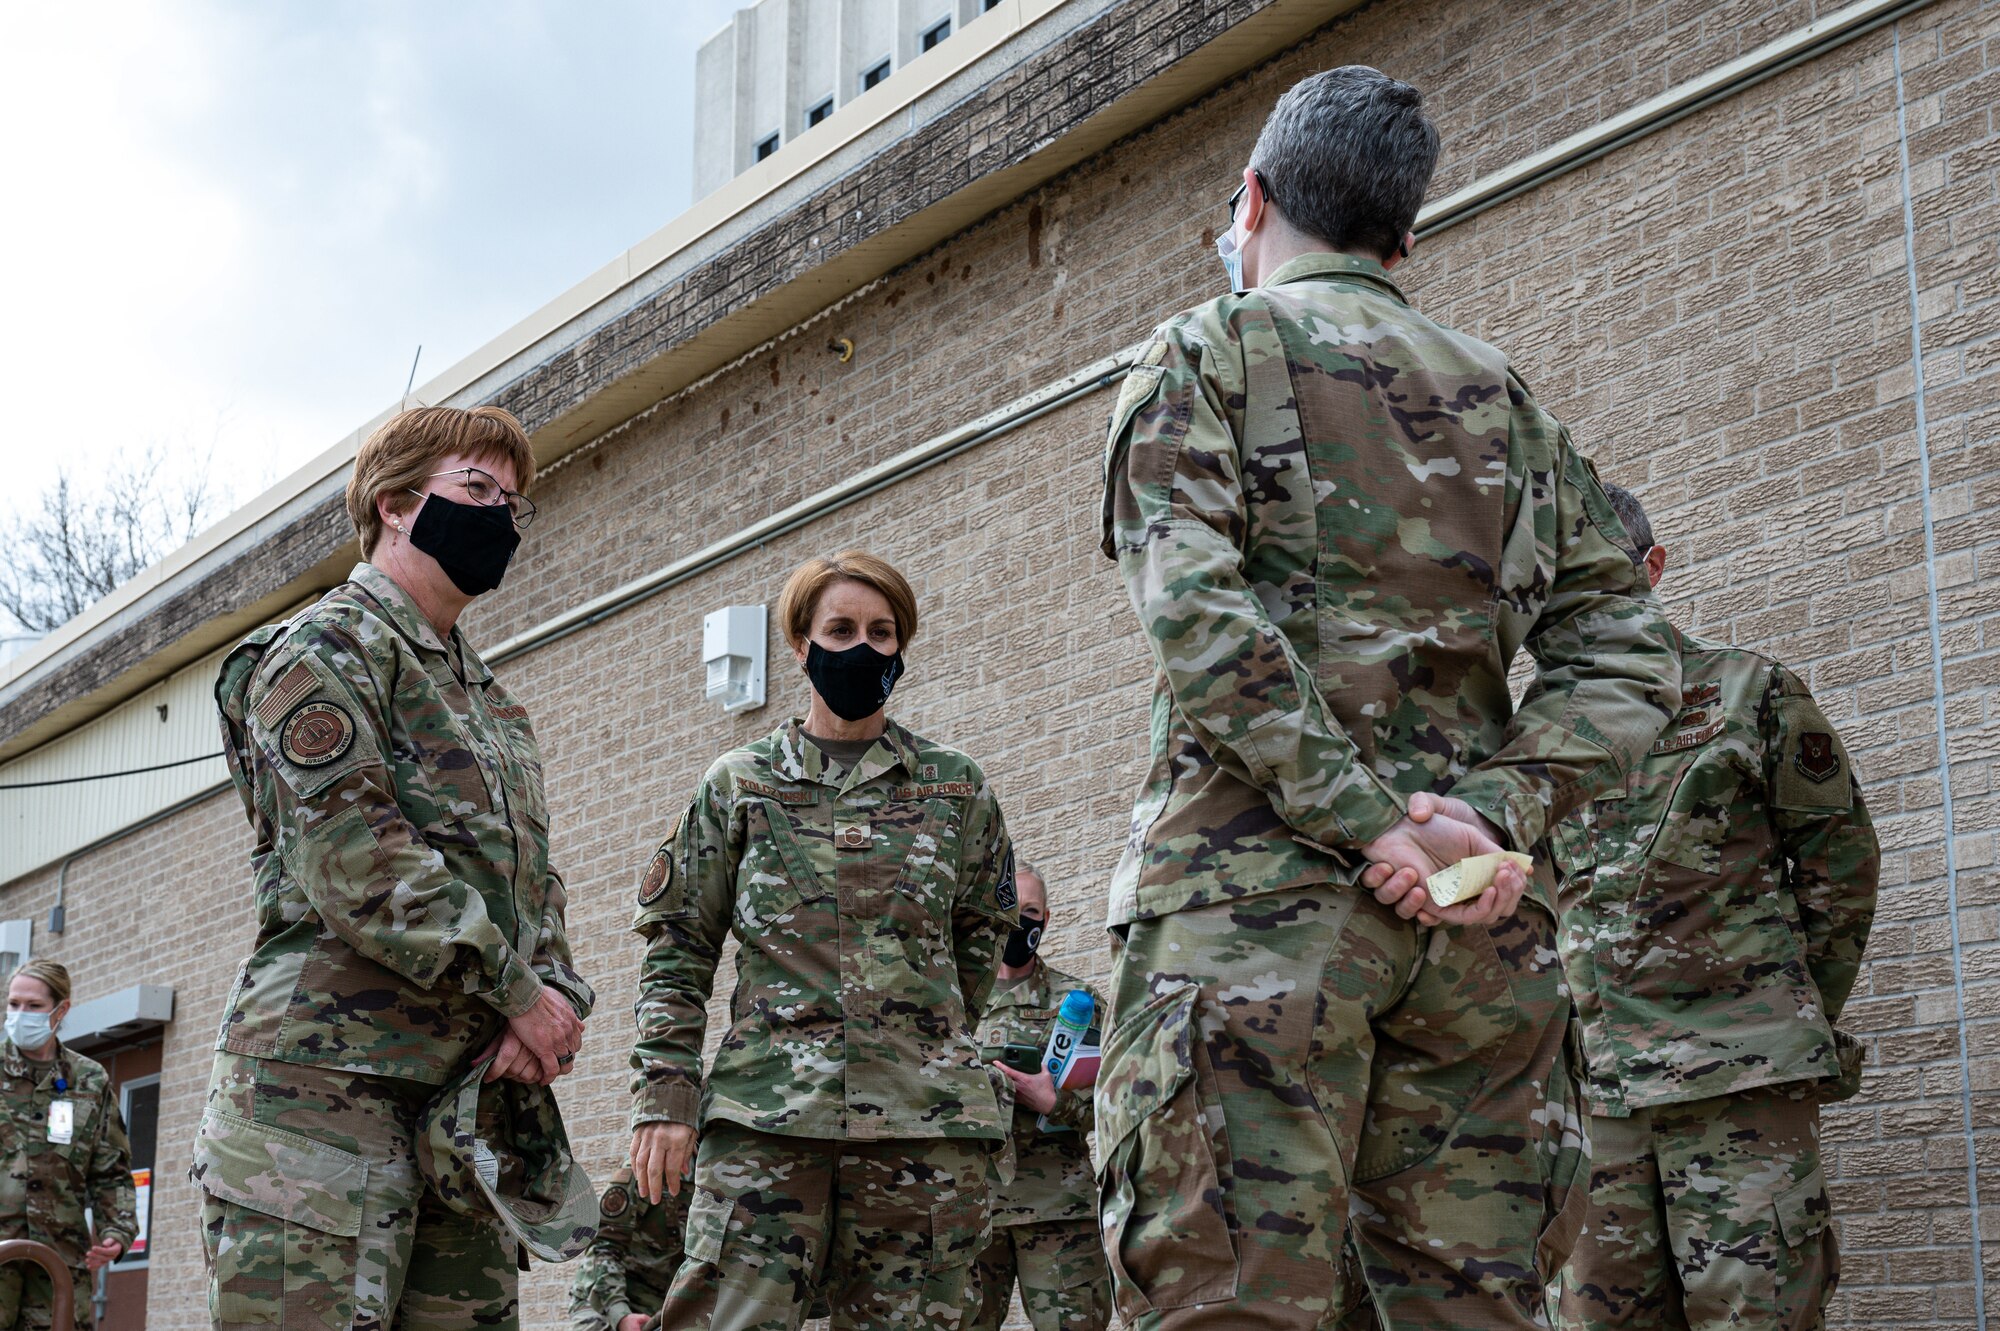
[1795,732,1841,784]
[598,1183,630,1218]
[280,701,355,768]
[254,662,319,729]
[995,847,1017,911]
[638,814,683,907]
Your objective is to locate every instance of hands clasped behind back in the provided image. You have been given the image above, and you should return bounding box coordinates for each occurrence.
[1360,791,1527,928]
[482,984,586,1085]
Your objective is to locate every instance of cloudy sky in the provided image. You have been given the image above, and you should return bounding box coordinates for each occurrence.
[0,0,742,518]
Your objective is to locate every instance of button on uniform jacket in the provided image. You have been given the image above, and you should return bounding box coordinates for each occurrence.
[1552,629,1880,1115]
[630,719,1018,1141]
[974,963,1102,1226]
[0,1039,138,1315]
[1099,252,1683,923]
[212,562,594,1085]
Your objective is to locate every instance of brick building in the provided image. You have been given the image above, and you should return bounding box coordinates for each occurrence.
[0,0,1994,1327]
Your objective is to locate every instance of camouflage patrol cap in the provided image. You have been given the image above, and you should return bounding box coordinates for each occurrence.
[417,1058,600,1263]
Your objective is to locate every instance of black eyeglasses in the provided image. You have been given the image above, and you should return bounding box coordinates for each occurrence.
[1223,171,1266,229]
[413,467,537,528]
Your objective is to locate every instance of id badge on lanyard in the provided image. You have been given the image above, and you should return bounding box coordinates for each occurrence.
[47,1099,73,1145]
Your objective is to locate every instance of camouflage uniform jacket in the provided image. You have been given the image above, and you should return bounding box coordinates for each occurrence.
[213,561,594,1085]
[0,1040,138,1272]
[1100,252,1682,923]
[630,718,1017,1141]
[568,1166,684,1329]
[1552,628,1879,1115]
[974,963,1100,1225]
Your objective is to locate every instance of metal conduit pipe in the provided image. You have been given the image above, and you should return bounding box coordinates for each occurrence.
[486,351,1137,666]
[48,782,231,934]
[485,0,1934,670]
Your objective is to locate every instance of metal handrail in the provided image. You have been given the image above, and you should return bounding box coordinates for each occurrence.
[0,1240,74,1330]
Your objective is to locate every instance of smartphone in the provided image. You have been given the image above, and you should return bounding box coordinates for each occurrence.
[1000,1042,1043,1074]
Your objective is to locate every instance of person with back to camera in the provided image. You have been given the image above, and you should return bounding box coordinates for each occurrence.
[969,862,1113,1331]
[193,405,596,1331]
[1549,484,1879,1331]
[628,551,1019,1331]
[0,961,137,1331]
[1096,65,1683,1330]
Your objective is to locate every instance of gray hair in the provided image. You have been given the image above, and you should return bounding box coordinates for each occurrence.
[1599,482,1655,561]
[1249,66,1439,258]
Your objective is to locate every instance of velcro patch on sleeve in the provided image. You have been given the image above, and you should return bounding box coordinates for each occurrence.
[995,847,1017,911]
[1773,697,1854,813]
[598,1183,630,1218]
[638,812,685,908]
[254,662,319,729]
[280,702,356,769]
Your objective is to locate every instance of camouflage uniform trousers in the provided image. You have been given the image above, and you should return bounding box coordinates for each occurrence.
[966,1218,1111,1331]
[1552,1084,1837,1330]
[660,1120,992,1331]
[1098,886,1590,1331]
[193,1052,519,1331]
[0,1264,91,1331]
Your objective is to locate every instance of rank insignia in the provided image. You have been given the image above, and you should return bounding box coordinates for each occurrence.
[1795,732,1841,783]
[280,701,355,768]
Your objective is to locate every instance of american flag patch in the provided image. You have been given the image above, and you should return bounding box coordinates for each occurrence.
[254,663,318,729]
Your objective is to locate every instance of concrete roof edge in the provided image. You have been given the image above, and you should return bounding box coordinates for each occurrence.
[0,0,1353,755]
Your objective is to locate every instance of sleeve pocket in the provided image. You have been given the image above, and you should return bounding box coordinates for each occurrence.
[190,1109,365,1238]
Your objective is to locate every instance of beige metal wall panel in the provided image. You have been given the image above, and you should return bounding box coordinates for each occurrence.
[0,650,230,884]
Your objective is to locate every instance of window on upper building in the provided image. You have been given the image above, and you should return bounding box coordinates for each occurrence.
[805,98,834,130]
[921,17,951,51]
[860,58,891,92]
[755,132,781,161]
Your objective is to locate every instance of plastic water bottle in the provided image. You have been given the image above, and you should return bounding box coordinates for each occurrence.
[1036,989,1094,1132]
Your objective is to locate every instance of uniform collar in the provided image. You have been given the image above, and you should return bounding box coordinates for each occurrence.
[1261,251,1409,305]
[347,562,494,685]
[2,1039,69,1083]
[988,965,1051,1013]
[772,717,921,791]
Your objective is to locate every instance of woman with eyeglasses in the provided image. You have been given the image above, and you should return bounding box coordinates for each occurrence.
[0,960,138,1331]
[192,406,593,1330]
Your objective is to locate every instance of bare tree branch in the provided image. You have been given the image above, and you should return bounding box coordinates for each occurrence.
[0,446,235,633]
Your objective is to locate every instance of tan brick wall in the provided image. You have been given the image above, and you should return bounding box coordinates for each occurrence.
[5,1,1992,1327]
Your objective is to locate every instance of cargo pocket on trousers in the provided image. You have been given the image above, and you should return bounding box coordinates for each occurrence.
[1534,1021,1592,1280]
[684,1187,735,1267]
[191,1108,366,1328]
[1094,982,1238,1319]
[1773,1166,1832,1249]
[928,1192,990,1275]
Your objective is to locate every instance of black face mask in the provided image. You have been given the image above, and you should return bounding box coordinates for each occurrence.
[407,493,521,596]
[1002,913,1045,968]
[805,640,905,722]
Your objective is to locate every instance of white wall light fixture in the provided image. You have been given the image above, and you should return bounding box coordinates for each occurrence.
[703,605,768,713]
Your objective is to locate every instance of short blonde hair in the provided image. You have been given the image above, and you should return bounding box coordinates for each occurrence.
[777,552,919,651]
[10,960,71,1007]
[345,406,537,558]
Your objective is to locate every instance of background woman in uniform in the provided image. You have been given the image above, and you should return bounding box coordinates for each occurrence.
[628,550,1019,1331]
[192,405,592,1331]
[0,960,137,1331]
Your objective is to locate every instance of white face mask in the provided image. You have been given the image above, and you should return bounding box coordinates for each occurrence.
[1215,226,1246,294]
[6,1010,53,1050]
